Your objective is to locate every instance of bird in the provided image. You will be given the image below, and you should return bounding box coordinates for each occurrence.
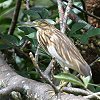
[24,19,92,77]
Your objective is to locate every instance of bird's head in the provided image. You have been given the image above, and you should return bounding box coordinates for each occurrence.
[33,20,49,27]
[32,19,52,30]
[20,19,54,30]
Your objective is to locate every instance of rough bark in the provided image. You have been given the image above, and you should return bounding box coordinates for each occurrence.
[0,52,88,100]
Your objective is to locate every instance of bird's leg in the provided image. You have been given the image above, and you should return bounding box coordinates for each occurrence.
[35,44,40,62]
[44,58,56,80]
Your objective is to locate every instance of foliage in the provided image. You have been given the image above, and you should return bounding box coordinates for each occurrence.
[54,73,85,87]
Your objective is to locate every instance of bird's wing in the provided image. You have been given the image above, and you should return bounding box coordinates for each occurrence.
[48,27,91,76]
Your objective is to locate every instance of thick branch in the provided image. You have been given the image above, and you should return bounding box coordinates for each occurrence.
[0,52,88,100]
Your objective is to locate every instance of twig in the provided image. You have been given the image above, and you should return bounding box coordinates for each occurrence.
[18,0,31,51]
[72,4,100,21]
[90,57,100,66]
[35,45,40,62]
[26,0,30,10]
[84,92,100,99]
[21,40,29,50]
[62,87,90,95]
[80,0,88,22]
[29,52,59,93]
[61,0,72,33]
[62,87,100,99]
[8,0,22,35]
[51,0,100,21]
[25,0,31,21]
[84,89,100,99]
[15,47,29,58]
[80,0,86,11]
[63,0,100,21]
[57,0,64,30]
[44,58,56,76]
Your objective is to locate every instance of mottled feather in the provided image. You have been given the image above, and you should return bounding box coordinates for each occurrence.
[35,20,92,77]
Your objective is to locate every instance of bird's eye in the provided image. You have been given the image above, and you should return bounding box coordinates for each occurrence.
[40,23,45,26]
[35,20,48,27]
[40,22,48,27]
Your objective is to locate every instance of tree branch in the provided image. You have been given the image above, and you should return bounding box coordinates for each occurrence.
[8,0,22,35]
[51,0,100,21]
[0,52,88,100]
[25,0,31,21]
[61,0,72,33]
[57,0,64,30]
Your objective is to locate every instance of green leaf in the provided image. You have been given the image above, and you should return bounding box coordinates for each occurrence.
[95,84,100,92]
[25,32,37,46]
[34,0,53,7]
[26,32,36,39]
[0,0,6,3]
[0,39,12,50]
[23,10,40,20]
[54,73,84,87]
[0,34,19,46]
[79,36,89,44]
[0,25,9,32]
[0,5,14,19]
[81,76,91,88]
[79,28,100,44]
[0,0,12,8]
[24,7,50,19]
[84,28,100,37]
[0,18,11,25]
[89,83,100,88]
[73,2,82,14]
[0,44,12,50]
[18,27,35,34]
[28,71,39,78]
[70,22,86,34]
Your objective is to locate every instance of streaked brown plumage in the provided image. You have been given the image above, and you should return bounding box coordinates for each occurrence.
[25,19,92,77]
